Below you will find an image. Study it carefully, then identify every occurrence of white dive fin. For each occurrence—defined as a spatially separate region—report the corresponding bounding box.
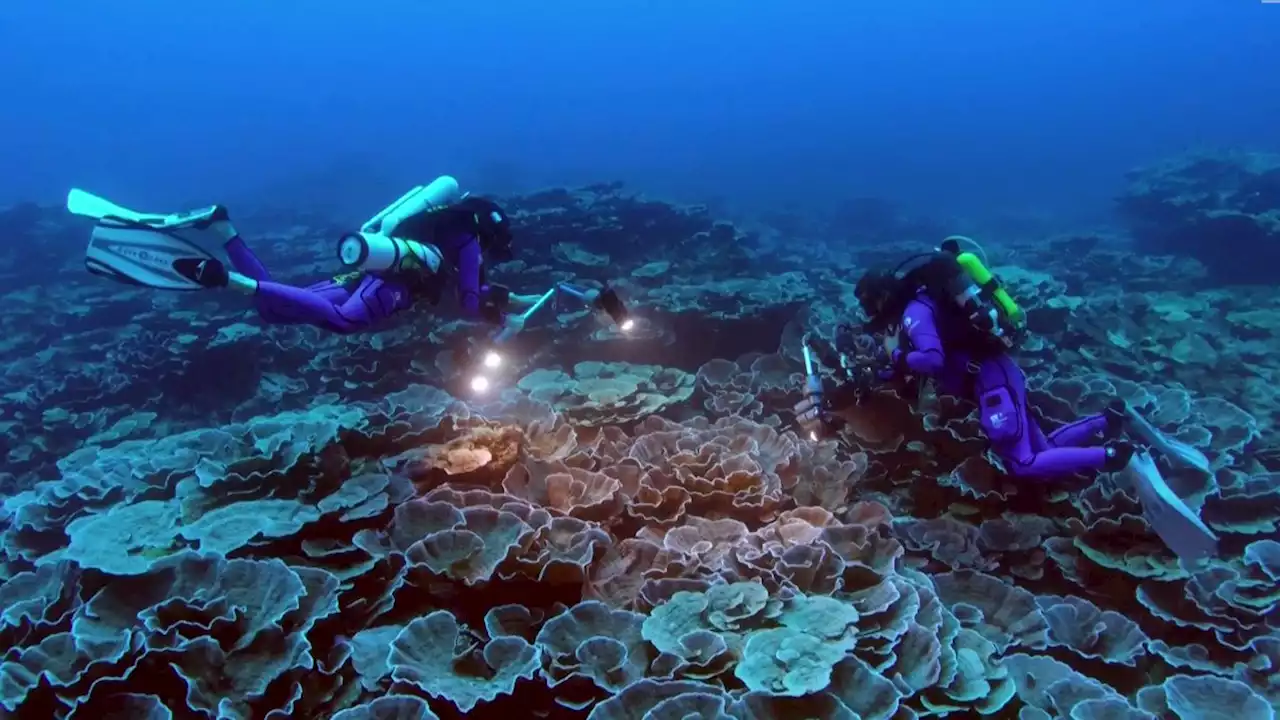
[361,175,461,235]
[69,189,230,262]
[1124,405,1212,476]
[1127,451,1218,563]
[85,219,217,292]
[67,188,224,232]
[67,188,168,223]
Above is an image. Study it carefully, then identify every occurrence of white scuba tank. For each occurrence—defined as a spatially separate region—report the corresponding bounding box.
[336,232,443,273]
[361,175,462,236]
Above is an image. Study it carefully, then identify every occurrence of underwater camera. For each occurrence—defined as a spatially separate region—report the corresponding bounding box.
[798,331,883,443]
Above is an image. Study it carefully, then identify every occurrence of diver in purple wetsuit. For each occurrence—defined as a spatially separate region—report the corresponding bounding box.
[171,186,540,335]
[796,239,1135,480]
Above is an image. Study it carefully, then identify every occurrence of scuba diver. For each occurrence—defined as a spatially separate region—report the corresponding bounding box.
[796,236,1134,479]
[794,235,1219,562]
[68,177,552,335]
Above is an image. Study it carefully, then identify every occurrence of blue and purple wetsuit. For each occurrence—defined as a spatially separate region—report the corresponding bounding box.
[889,292,1112,479]
[222,227,489,335]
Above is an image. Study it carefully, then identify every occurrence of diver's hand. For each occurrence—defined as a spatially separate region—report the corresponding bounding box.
[883,332,900,355]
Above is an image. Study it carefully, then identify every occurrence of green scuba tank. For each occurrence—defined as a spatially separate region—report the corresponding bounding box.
[898,237,1026,347]
[954,253,1024,325]
[944,235,1025,332]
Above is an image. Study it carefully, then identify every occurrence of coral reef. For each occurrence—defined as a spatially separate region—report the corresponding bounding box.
[1,172,1278,717]
[1117,150,1280,285]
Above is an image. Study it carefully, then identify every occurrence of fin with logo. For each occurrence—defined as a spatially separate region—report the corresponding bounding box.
[1126,451,1218,563]
[1124,405,1212,476]
[68,189,231,264]
[85,218,223,291]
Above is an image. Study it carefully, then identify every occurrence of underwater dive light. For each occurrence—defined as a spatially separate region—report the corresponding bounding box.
[539,282,634,333]
[800,338,851,442]
[451,336,501,397]
[461,342,508,396]
[460,282,635,397]
[593,286,631,329]
[801,341,822,442]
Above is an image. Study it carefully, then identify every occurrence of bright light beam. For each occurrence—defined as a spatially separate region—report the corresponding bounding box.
[482,350,502,369]
[470,375,491,394]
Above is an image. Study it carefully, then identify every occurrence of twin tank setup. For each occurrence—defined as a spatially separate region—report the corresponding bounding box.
[932,235,1025,340]
[335,175,461,274]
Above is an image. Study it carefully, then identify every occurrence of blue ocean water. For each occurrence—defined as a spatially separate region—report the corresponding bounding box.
[2,3,1280,719]
[3,1,1276,218]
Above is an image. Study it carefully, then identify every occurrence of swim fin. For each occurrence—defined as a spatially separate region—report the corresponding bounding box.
[67,188,224,227]
[1126,450,1218,563]
[1124,405,1212,476]
[67,189,230,262]
[85,218,219,291]
[68,188,165,224]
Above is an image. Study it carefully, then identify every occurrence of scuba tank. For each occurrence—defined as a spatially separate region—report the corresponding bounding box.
[361,175,462,236]
[944,235,1025,333]
[339,175,463,275]
[893,235,1026,347]
[336,231,442,274]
